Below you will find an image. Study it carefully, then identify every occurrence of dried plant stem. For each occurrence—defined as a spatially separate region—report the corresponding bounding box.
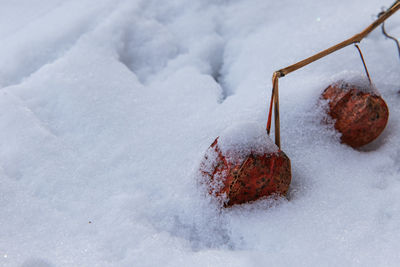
[268,1,400,148]
[381,22,400,59]
[266,80,275,135]
[275,2,400,78]
[273,73,280,148]
[267,73,280,147]
[354,44,372,85]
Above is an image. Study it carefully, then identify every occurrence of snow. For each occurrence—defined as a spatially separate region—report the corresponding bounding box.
[327,71,380,95]
[217,122,279,160]
[0,0,400,266]
[198,122,278,202]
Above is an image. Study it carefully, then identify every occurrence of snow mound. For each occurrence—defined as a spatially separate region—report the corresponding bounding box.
[218,122,279,162]
[328,71,380,96]
[200,122,278,182]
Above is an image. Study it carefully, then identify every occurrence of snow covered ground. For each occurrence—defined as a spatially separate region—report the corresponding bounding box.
[1,0,400,266]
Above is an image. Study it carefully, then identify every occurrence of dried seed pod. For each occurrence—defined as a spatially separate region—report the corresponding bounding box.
[199,123,291,207]
[322,80,389,148]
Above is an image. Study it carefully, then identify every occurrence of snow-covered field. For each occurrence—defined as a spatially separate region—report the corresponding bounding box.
[1,0,400,266]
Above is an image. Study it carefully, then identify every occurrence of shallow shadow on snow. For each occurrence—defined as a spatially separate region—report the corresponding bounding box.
[209,44,232,103]
[21,258,54,267]
[357,133,389,152]
[169,214,234,251]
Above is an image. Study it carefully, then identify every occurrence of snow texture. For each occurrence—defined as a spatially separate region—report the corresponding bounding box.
[1,0,400,266]
[328,71,381,95]
[218,122,279,162]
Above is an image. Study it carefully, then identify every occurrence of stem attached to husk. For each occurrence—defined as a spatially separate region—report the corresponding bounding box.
[268,1,400,149]
[354,44,372,85]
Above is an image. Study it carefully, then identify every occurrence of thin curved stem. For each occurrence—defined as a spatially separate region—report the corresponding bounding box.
[354,44,372,85]
[381,22,400,59]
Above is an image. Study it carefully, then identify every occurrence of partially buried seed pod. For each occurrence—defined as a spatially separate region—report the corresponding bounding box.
[321,76,389,148]
[199,123,291,207]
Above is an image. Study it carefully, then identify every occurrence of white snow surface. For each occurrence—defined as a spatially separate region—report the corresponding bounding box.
[1,0,400,266]
[218,122,279,160]
[328,71,381,95]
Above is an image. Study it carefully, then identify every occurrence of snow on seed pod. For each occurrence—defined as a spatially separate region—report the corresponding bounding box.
[199,122,291,207]
[321,73,389,148]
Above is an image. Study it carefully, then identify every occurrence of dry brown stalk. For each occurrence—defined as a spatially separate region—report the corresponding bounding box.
[354,44,372,85]
[273,73,280,148]
[381,20,400,59]
[268,1,400,149]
